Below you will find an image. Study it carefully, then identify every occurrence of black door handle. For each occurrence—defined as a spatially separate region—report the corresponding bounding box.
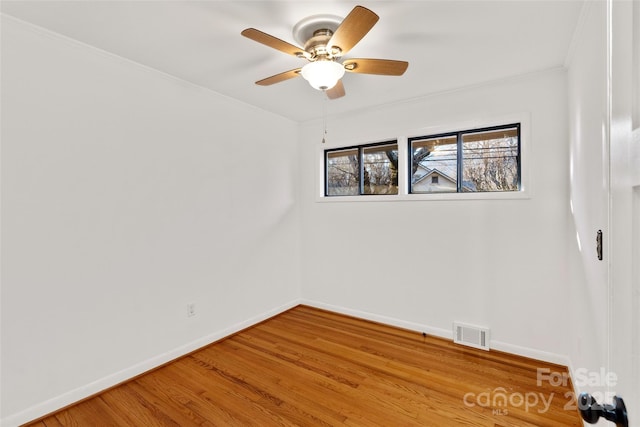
[579,393,628,427]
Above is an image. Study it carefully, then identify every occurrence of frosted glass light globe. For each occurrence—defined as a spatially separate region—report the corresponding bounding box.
[300,60,345,90]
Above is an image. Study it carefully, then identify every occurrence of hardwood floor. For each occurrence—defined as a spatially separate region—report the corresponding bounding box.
[26,305,582,426]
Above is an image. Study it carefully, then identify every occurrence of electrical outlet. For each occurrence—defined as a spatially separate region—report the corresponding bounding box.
[187,303,196,317]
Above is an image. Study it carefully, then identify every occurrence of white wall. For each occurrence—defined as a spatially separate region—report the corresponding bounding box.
[299,69,574,363]
[1,17,300,425]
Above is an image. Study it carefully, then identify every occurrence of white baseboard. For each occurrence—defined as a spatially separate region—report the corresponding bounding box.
[1,299,301,427]
[300,299,452,340]
[301,299,572,367]
[490,340,572,367]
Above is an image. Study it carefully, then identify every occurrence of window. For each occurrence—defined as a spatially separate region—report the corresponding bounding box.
[325,141,398,196]
[409,124,520,194]
[326,148,359,196]
[321,122,523,200]
[410,135,458,193]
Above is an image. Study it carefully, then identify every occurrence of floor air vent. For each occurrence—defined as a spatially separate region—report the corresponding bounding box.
[453,322,490,351]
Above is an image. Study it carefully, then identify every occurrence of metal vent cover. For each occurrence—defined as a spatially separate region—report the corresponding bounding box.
[453,322,490,351]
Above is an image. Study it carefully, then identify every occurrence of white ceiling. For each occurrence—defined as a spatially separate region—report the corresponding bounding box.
[1,1,585,122]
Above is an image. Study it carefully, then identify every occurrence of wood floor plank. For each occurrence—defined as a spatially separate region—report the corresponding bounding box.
[23,305,582,426]
[39,417,64,427]
[158,362,260,426]
[195,342,349,425]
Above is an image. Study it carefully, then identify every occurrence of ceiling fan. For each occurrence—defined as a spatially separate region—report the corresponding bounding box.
[241,5,408,100]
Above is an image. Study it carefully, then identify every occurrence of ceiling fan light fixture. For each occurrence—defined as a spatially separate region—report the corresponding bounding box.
[300,60,345,90]
[242,6,407,100]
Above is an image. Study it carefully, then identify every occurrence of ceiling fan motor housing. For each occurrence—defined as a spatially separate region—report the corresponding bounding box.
[304,30,341,60]
[293,14,343,60]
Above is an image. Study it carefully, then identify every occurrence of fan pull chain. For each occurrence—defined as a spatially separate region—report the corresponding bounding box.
[321,96,328,144]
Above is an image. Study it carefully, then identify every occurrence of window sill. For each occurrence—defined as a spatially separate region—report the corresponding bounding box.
[316,190,531,203]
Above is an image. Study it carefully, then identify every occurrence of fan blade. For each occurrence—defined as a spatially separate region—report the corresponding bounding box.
[326,80,345,99]
[255,68,302,86]
[343,58,408,76]
[327,6,379,56]
[241,28,309,59]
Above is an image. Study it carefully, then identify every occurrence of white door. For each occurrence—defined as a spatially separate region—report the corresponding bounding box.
[607,0,639,425]
[576,2,638,426]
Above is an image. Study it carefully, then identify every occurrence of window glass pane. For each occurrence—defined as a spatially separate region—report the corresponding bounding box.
[362,144,398,195]
[410,136,458,193]
[462,127,519,192]
[326,149,359,196]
